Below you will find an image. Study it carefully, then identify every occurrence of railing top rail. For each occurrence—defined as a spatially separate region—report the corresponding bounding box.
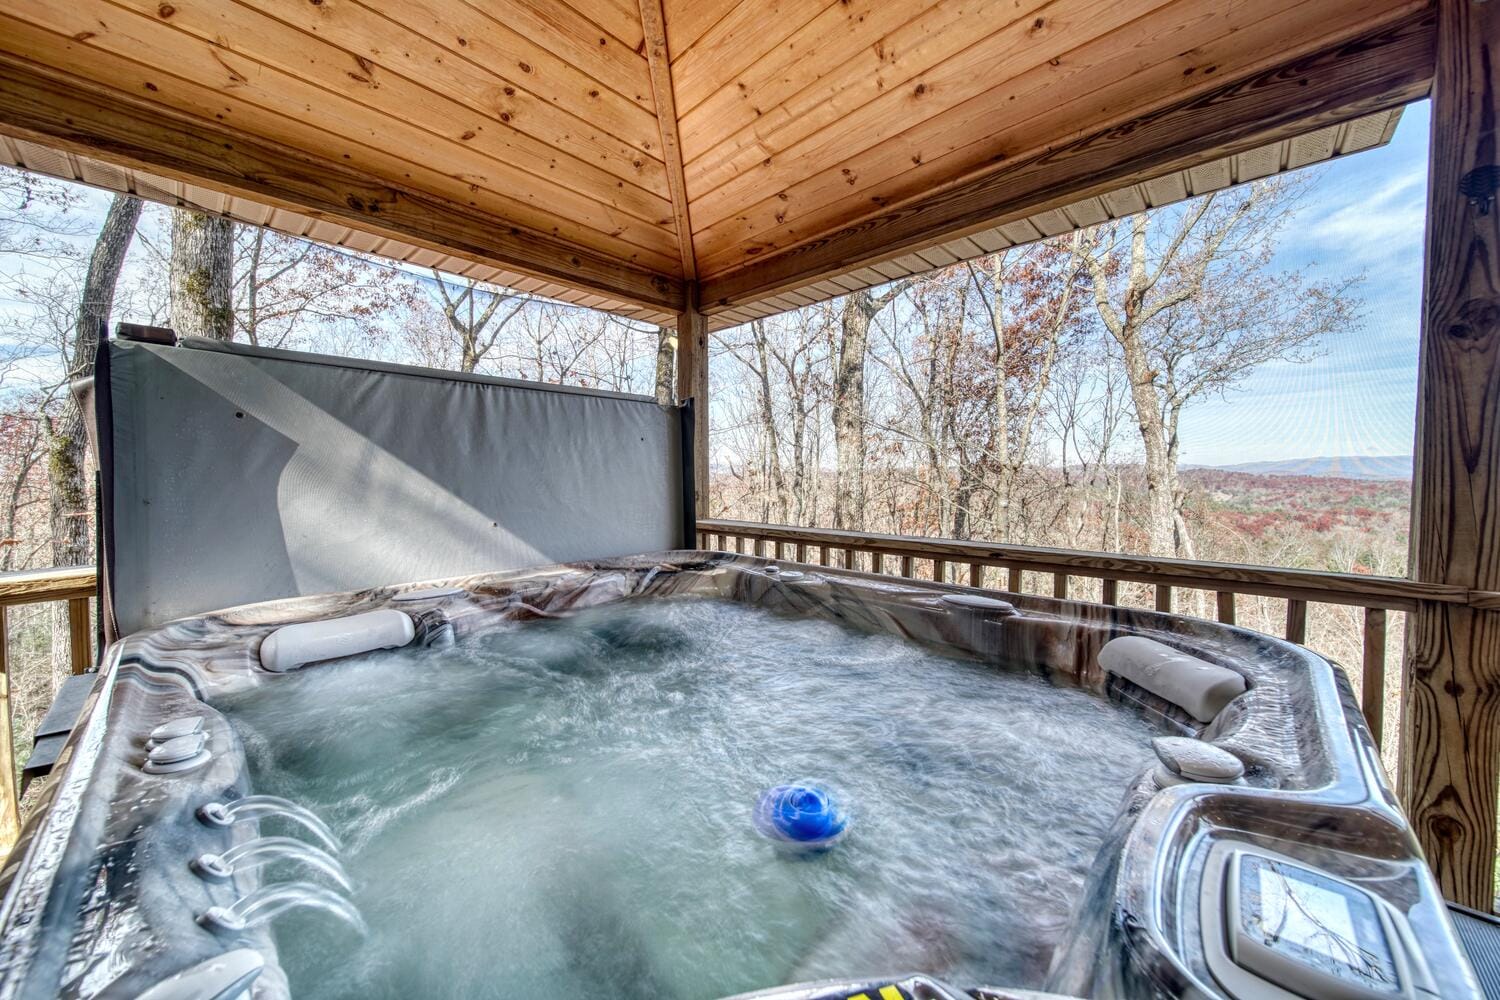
[699,518,1483,612]
[0,565,97,608]
[6,537,1487,616]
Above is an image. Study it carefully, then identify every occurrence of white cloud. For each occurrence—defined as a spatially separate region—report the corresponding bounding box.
[1296,161,1427,267]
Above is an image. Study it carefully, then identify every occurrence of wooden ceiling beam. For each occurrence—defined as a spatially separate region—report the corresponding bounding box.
[0,55,684,312]
[699,8,1436,314]
[638,0,697,280]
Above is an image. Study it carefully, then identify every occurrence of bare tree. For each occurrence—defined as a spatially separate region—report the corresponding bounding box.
[654,325,674,405]
[169,208,233,340]
[0,167,85,265]
[47,194,140,568]
[967,233,1086,541]
[431,273,525,373]
[1079,179,1356,556]
[40,194,140,681]
[0,412,43,572]
[235,229,400,349]
[832,284,907,529]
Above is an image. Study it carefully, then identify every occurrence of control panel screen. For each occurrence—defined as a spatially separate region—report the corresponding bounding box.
[1237,855,1400,993]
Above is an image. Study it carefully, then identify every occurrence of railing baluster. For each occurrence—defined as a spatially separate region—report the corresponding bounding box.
[1101,578,1119,605]
[969,562,984,587]
[1155,585,1173,613]
[1216,592,1236,625]
[819,545,831,567]
[841,548,854,570]
[901,555,914,578]
[1053,572,1069,599]
[1007,567,1022,592]
[68,597,92,675]
[795,542,806,563]
[1284,599,1308,644]
[933,559,947,583]
[872,551,885,574]
[753,537,766,558]
[0,605,18,856]
[1362,607,1386,748]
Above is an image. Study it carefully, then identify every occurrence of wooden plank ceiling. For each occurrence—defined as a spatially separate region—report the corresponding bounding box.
[0,0,1435,322]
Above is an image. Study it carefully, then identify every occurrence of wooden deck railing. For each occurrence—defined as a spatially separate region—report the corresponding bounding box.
[698,519,1500,759]
[0,565,96,855]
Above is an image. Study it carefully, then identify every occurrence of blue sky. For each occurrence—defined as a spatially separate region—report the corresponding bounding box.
[1175,101,1429,467]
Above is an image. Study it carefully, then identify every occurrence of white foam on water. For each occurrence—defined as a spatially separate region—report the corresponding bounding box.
[212,598,1160,999]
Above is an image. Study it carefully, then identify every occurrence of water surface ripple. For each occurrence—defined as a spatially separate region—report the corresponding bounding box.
[215,597,1158,999]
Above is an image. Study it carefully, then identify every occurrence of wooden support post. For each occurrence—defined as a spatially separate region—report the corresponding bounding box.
[1216,592,1237,625]
[1155,585,1173,613]
[1053,572,1069,599]
[1007,567,1023,593]
[841,548,854,570]
[68,597,91,674]
[872,552,885,575]
[676,289,708,519]
[1401,0,1500,910]
[1285,599,1308,645]
[1363,607,1387,749]
[0,607,16,857]
[969,563,984,588]
[820,546,831,567]
[1101,578,1119,606]
[933,559,947,584]
[795,542,807,563]
[901,555,914,578]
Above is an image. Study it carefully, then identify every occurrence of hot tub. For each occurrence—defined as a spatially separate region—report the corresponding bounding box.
[0,552,1479,1000]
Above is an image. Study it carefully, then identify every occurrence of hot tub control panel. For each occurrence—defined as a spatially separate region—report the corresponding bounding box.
[1200,842,1439,1000]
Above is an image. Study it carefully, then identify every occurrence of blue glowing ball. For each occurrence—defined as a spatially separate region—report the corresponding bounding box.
[754,783,847,847]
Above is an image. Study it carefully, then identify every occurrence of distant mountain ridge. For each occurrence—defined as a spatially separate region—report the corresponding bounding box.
[1189,455,1412,480]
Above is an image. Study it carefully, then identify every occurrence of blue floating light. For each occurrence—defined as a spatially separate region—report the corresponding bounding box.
[753,782,848,851]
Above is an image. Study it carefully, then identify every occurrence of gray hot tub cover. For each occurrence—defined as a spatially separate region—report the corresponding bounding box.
[93,336,692,637]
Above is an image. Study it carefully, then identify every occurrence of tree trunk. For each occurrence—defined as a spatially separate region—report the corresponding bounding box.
[986,252,1013,541]
[952,458,984,540]
[1117,326,1176,556]
[750,321,788,521]
[47,193,140,682]
[789,391,808,523]
[833,291,879,529]
[654,325,674,405]
[48,194,139,568]
[170,209,234,341]
[1084,217,1176,556]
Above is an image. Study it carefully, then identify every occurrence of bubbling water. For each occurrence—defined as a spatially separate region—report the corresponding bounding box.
[214,597,1159,999]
